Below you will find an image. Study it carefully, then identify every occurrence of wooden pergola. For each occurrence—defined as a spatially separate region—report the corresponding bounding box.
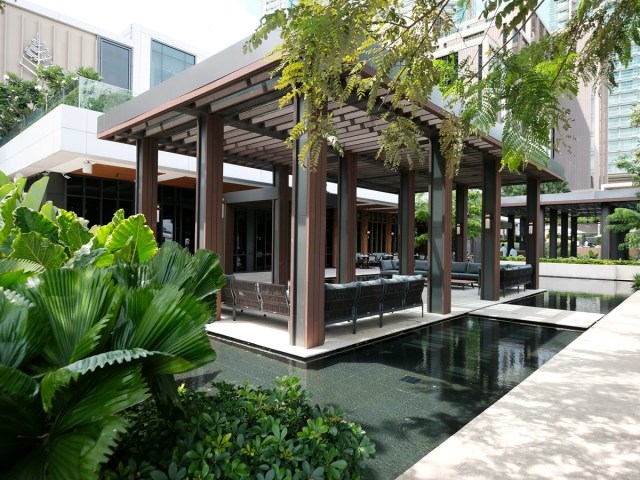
[98,34,564,348]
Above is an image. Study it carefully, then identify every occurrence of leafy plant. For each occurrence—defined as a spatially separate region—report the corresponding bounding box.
[246,0,640,176]
[632,273,640,292]
[102,377,375,480]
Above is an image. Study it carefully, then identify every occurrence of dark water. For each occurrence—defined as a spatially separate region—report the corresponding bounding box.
[508,290,627,314]
[181,317,580,479]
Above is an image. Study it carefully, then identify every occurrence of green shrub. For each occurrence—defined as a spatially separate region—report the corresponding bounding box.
[539,257,640,266]
[632,273,640,292]
[102,377,375,480]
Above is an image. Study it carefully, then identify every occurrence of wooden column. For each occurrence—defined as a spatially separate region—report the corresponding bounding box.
[337,152,357,283]
[560,211,569,257]
[507,215,516,254]
[398,170,416,274]
[549,209,558,258]
[196,113,224,254]
[455,185,468,262]
[601,205,614,260]
[570,215,578,257]
[223,205,234,272]
[526,178,541,289]
[135,137,158,233]
[428,137,452,313]
[273,165,291,285]
[481,155,500,301]
[385,213,393,254]
[360,211,369,254]
[290,96,327,348]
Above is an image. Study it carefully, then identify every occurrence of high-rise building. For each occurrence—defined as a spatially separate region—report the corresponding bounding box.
[548,0,578,32]
[264,0,290,15]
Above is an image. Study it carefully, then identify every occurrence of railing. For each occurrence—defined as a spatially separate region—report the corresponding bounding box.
[0,78,135,148]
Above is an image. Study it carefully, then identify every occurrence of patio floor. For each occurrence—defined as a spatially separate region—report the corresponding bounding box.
[207,268,601,361]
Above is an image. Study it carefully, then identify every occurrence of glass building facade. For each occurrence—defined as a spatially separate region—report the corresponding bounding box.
[150,40,196,87]
[607,43,640,175]
[98,37,132,90]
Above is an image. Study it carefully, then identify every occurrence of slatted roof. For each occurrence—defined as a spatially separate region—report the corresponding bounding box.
[98,34,564,194]
[501,188,640,217]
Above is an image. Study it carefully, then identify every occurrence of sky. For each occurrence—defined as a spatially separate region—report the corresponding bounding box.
[22,0,264,56]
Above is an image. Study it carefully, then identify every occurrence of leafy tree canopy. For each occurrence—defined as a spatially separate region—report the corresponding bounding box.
[247,0,640,176]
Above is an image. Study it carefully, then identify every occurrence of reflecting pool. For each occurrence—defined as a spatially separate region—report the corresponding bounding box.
[181,317,581,479]
[508,290,628,314]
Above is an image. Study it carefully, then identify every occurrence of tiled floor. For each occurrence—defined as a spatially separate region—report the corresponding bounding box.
[207,269,598,361]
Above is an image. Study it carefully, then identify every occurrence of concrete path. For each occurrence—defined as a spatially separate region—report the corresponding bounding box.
[397,291,640,480]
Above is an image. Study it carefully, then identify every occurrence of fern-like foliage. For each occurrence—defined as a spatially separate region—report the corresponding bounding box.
[246,0,639,178]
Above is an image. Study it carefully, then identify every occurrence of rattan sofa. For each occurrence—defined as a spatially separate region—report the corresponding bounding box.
[325,274,424,333]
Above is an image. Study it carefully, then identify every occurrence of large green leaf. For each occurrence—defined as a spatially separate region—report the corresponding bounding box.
[0,186,21,239]
[23,268,123,367]
[106,214,158,263]
[0,258,43,288]
[0,288,48,368]
[39,201,56,222]
[21,176,49,211]
[112,285,216,373]
[53,364,149,432]
[0,171,10,187]
[10,232,67,269]
[191,248,225,313]
[48,416,128,480]
[57,209,91,252]
[149,241,194,287]
[14,206,59,242]
[40,348,153,411]
[0,364,38,399]
[0,392,44,468]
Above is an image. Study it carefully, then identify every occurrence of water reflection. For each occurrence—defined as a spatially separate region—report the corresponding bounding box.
[181,317,580,480]
[508,290,627,314]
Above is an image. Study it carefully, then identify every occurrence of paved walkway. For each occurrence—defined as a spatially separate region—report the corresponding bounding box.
[397,291,640,480]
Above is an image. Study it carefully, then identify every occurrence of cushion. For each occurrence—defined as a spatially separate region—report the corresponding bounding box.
[357,279,383,288]
[380,259,393,271]
[452,261,467,273]
[391,259,400,269]
[467,263,481,274]
[394,274,423,282]
[415,260,427,271]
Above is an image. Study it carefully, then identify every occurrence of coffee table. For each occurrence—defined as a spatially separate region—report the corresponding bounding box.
[451,279,476,290]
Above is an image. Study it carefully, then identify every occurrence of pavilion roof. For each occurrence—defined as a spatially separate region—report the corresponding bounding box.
[98,33,564,194]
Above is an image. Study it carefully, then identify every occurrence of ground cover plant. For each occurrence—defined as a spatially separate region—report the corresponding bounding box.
[102,377,375,480]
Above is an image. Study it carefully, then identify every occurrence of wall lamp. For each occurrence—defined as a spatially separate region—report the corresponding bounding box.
[528,221,534,235]
[484,214,491,230]
[456,223,461,235]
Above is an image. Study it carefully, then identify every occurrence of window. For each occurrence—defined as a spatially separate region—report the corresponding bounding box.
[151,40,196,86]
[98,38,132,90]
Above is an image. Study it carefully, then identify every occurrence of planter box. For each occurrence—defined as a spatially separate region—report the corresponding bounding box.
[501,261,640,282]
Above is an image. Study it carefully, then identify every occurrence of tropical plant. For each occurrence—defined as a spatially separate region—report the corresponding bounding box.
[102,377,375,480]
[0,172,225,479]
[632,273,640,292]
[246,0,640,176]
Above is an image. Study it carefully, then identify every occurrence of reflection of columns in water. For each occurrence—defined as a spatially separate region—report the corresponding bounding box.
[569,293,577,311]
[559,292,568,311]
[548,291,557,309]
[479,320,499,390]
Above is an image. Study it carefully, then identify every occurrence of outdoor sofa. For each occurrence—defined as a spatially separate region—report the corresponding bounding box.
[451,261,481,283]
[380,259,428,278]
[325,274,424,333]
[221,274,289,321]
[499,264,533,296]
